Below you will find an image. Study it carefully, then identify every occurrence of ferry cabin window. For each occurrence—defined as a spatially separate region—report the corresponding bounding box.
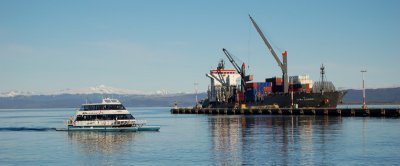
[75,114,134,121]
[80,104,126,111]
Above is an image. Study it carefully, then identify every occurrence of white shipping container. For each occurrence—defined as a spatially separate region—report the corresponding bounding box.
[290,75,313,88]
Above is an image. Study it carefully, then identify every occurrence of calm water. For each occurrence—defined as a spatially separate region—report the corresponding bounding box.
[0,107,399,165]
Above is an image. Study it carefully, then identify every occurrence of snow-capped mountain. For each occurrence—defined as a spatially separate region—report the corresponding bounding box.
[54,85,149,95]
[0,85,189,97]
[0,91,36,97]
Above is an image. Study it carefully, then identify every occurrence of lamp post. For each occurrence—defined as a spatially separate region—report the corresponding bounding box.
[361,70,367,109]
[194,83,199,105]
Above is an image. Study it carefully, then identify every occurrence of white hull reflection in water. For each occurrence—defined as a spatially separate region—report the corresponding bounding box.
[0,107,399,165]
[68,131,137,155]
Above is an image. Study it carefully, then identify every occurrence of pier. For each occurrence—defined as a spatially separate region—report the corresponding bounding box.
[171,107,400,117]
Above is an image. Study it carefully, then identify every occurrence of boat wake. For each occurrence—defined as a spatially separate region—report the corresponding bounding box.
[0,127,56,132]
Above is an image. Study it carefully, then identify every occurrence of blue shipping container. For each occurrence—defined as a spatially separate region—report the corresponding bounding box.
[245,89,257,102]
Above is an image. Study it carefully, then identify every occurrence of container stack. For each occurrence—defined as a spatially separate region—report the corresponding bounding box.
[265,77,283,93]
[302,84,312,93]
[290,75,313,87]
[245,82,274,102]
[289,75,313,93]
[245,82,257,102]
[289,83,302,92]
[256,82,273,94]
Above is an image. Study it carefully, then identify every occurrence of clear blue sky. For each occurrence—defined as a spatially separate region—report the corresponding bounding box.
[1,0,399,93]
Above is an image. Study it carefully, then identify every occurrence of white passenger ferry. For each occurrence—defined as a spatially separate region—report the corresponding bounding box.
[57,98,160,132]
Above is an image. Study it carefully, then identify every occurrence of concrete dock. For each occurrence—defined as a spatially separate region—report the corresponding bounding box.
[171,107,400,117]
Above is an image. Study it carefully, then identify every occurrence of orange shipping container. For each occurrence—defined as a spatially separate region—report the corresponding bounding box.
[246,82,257,88]
[264,87,272,92]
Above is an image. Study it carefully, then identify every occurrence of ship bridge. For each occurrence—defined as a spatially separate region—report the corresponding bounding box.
[207,69,241,87]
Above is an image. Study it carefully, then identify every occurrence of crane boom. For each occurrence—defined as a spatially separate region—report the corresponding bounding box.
[249,15,289,93]
[249,15,283,70]
[221,48,252,93]
[222,48,242,74]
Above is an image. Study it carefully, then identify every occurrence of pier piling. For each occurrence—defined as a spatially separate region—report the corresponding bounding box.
[171,107,400,117]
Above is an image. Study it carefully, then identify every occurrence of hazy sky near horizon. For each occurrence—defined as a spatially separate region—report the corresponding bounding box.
[1,0,399,93]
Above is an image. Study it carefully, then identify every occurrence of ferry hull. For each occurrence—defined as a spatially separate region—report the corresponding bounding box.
[56,125,160,132]
[137,125,161,131]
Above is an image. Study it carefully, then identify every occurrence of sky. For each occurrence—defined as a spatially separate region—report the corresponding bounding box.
[1,0,399,93]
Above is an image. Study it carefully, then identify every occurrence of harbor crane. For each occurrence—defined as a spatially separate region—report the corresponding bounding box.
[249,15,289,93]
[222,48,253,92]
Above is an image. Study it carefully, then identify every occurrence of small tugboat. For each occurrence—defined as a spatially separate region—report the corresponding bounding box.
[56,98,160,132]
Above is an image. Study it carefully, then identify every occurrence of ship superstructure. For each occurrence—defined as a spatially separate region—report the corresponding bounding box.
[205,60,241,107]
[72,98,136,128]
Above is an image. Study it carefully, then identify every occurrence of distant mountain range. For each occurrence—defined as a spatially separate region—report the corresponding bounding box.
[0,85,172,97]
[0,86,399,109]
[342,87,400,104]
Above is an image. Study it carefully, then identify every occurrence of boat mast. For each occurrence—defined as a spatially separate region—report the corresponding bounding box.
[320,64,325,94]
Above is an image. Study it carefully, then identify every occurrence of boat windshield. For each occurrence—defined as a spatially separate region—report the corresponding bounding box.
[80,104,126,111]
[75,114,135,121]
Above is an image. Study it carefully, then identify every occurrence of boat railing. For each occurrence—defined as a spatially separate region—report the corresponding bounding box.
[135,120,147,127]
[112,120,135,126]
[65,119,141,126]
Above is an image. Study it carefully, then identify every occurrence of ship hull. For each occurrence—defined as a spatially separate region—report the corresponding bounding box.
[204,91,346,108]
[262,91,346,108]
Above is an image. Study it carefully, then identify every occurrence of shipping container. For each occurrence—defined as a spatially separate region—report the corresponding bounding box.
[289,84,294,92]
[264,86,272,93]
[266,77,283,83]
[245,94,256,102]
[293,83,302,89]
[276,78,283,84]
[245,89,257,102]
[301,84,310,89]
[238,92,245,102]
[266,77,283,87]
[256,82,266,94]
[288,83,302,92]
[246,82,257,88]
[290,75,313,87]
[273,85,284,93]
[246,87,254,91]
[300,84,311,92]
[245,89,257,96]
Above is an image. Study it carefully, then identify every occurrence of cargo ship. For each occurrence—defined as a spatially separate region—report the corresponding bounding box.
[199,16,346,109]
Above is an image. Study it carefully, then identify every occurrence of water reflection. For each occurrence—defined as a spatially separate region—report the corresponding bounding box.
[68,131,135,155]
[209,115,343,165]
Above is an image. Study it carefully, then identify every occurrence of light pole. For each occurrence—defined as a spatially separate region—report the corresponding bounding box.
[194,83,199,105]
[361,70,367,109]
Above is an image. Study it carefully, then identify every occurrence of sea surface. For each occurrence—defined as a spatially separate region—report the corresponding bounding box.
[0,106,400,165]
